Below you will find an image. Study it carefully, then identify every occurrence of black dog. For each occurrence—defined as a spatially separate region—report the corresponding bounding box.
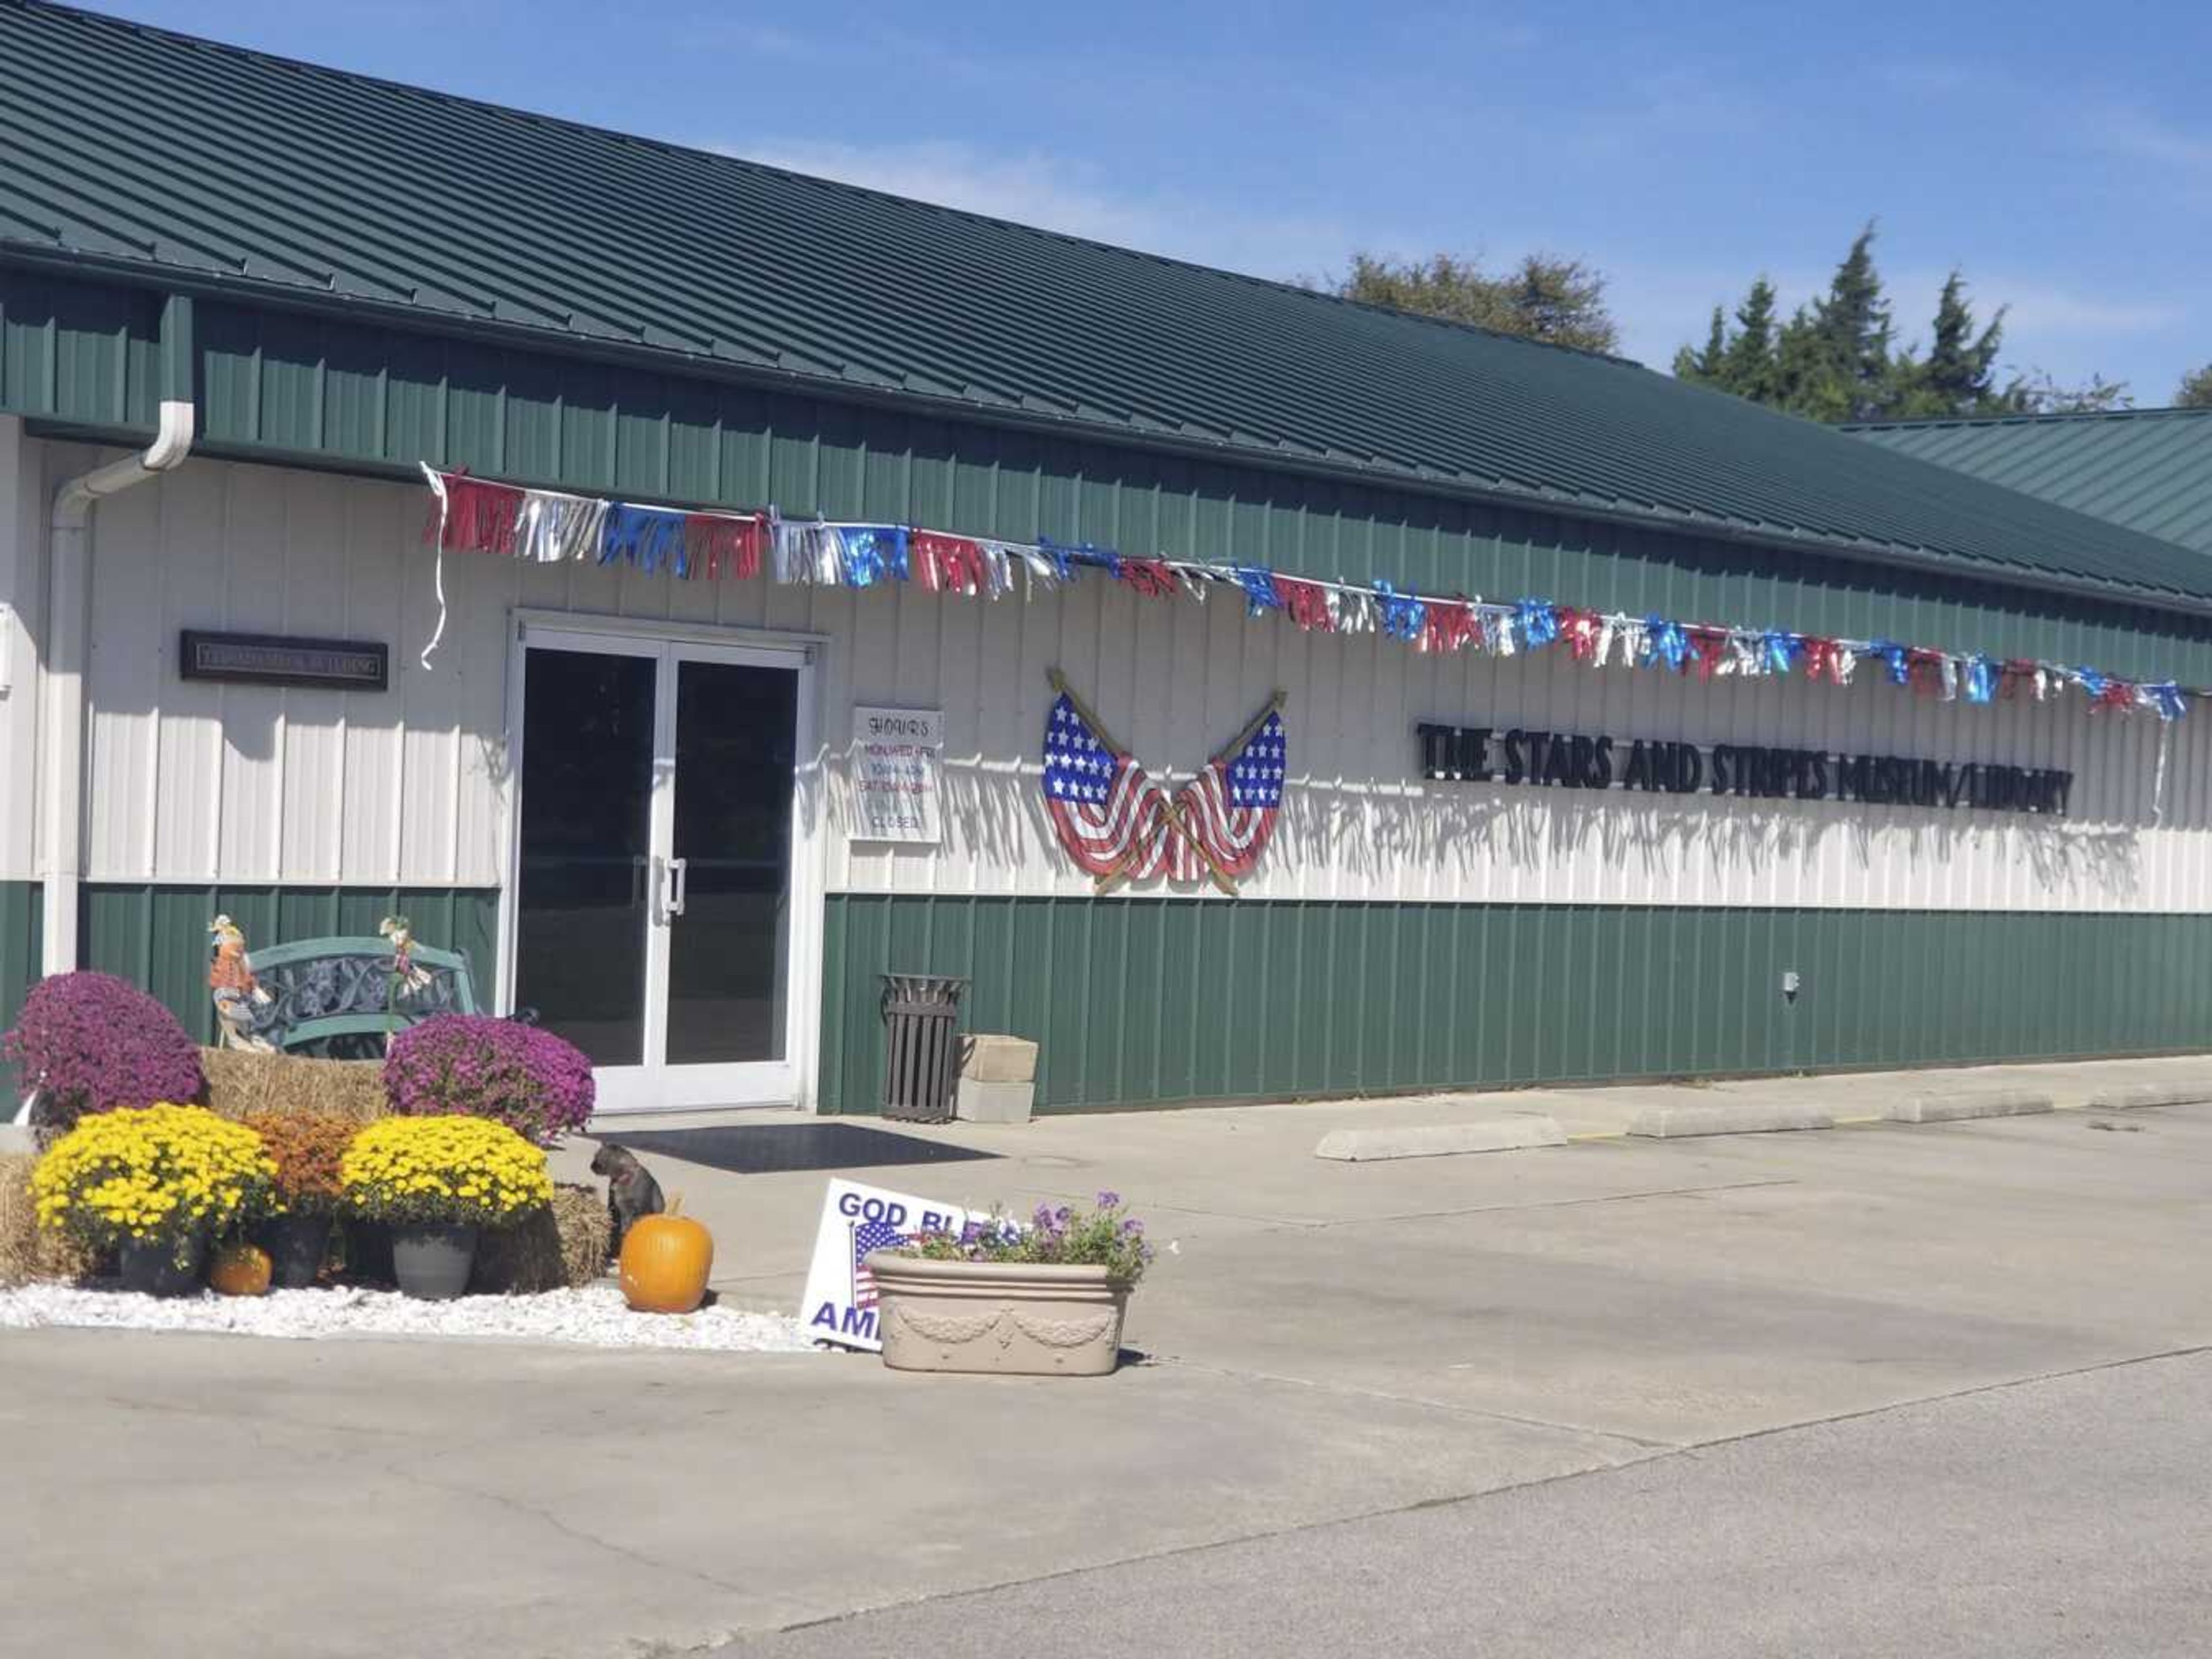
[589,1143,665,1265]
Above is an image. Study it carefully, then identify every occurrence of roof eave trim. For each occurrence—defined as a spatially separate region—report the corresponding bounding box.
[6,245,2206,621]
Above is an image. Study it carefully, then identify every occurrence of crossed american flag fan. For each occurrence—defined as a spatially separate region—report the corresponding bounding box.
[1042,670,1287,893]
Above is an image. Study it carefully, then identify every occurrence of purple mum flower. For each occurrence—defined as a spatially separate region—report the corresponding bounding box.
[1096,1190,1122,1209]
[384,1014,595,1146]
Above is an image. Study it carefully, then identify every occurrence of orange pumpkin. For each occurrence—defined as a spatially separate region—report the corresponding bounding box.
[209,1241,272,1298]
[619,1195,713,1314]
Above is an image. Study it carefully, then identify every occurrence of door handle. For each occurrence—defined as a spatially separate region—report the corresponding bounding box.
[664,856,688,919]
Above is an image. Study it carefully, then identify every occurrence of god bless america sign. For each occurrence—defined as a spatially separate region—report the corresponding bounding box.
[1416,722,2072,816]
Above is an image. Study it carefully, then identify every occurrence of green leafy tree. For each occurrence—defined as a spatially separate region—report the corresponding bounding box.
[2001,369,2134,415]
[2177,363,2212,408]
[1327,252,1621,354]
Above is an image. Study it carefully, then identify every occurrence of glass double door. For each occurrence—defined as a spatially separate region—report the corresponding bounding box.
[513,630,806,1110]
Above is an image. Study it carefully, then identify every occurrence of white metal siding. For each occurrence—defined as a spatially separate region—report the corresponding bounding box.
[0,416,36,882]
[58,450,2212,914]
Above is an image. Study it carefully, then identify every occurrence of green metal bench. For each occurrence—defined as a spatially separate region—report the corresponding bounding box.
[228,934,483,1054]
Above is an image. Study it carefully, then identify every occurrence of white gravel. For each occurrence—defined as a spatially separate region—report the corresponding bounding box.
[0,1281,819,1353]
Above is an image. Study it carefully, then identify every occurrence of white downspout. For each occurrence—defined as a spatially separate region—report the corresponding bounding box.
[41,398,195,975]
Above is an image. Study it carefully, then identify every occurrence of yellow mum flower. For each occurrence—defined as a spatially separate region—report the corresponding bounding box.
[32,1104,277,1257]
[339,1116,551,1230]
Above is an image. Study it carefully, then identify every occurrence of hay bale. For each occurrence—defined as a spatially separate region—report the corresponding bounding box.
[470,1183,610,1294]
[199,1047,387,1124]
[0,1151,100,1286]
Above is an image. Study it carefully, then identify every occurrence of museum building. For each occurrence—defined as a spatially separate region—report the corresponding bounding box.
[5,1,2212,1116]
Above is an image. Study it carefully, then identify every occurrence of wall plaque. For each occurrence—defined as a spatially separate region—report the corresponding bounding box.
[179,631,389,692]
[851,705,945,843]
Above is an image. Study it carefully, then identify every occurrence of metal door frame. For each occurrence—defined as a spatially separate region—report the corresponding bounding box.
[498,610,827,1113]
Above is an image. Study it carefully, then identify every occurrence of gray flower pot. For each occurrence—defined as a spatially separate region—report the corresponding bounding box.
[119,1234,207,1298]
[867,1253,1130,1376]
[260,1212,333,1289]
[389,1222,479,1300]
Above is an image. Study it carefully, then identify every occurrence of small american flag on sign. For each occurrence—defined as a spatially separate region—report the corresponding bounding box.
[851,1219,905,1312]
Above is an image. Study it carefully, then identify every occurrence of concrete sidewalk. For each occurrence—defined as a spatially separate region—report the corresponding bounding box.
[557,1050,2212,1315]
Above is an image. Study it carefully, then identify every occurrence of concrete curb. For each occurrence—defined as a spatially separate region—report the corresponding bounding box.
[1314,1116,1567,1162]
[1884,1092,2052,1132]
[1888,1090,2054,1124]
[1626,1103,1835,1139]
[2078,1081,2212,1112]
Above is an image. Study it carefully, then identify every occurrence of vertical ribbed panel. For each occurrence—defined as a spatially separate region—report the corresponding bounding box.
[819,895,2212,1114]
[78,884,498,1044]
[0,271,162,430]
[0,881,41,1038]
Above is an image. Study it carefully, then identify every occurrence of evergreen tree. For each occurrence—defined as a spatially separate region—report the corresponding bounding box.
[1775,304,1851,422]
[1888,272,2007,418]
[1674,305,1728,382]
[1673,230,2124,423]
[1806,224,1893,421]
[1722,279,1782,405]
[2178,363,2212,408]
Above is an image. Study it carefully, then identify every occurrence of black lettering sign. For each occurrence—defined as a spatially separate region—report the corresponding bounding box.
[180,630,389,692]
[1415,720,2070,818]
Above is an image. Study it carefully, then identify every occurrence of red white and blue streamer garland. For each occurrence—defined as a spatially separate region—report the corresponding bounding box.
[416,464,2191,723]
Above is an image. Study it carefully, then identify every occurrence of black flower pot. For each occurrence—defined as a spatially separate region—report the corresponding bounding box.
[119,1234,206,1297]
[260,1212,333,1289]
[340,1217,394,1285]
[389,1223,479,1300]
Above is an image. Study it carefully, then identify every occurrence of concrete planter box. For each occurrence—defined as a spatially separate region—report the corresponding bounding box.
[866,1252,1129,1377]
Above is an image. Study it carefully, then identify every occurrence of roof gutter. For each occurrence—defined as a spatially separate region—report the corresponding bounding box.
[40,293,195,975]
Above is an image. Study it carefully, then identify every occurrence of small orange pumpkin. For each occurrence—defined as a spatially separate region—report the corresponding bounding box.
[209,1241,272,1298]
[619,1195,713,1314]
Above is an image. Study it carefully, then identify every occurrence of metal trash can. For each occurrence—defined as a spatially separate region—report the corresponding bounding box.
[880,972,969,1122]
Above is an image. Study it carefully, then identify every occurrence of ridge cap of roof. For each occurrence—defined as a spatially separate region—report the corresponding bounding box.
[1845,406,2212,433]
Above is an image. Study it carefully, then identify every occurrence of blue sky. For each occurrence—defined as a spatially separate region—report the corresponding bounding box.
[92,0,2212,403]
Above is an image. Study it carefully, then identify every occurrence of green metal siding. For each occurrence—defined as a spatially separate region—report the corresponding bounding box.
[173,300,2212,686]
[820,895,2212,1114]
[0,881,40,1040]
[78,884,499,1046]
[0,267,164,430]
[3,0,2210,605]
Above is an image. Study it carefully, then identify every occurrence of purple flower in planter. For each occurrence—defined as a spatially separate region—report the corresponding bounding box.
[1119,1218,1145,1237]
[383,1015,594,1146]
[1096,1190,1122,1210]
[3,971,203,1141]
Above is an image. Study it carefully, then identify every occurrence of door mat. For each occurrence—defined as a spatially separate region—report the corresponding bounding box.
[593,1123,998,1176]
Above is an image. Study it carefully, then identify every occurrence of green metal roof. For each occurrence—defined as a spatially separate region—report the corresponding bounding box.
[1849,408,2212,557]
[4,1,2211,609]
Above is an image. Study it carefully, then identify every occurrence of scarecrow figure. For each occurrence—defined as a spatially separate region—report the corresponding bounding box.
[378,915,435,995]
[208,914,275,1051]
